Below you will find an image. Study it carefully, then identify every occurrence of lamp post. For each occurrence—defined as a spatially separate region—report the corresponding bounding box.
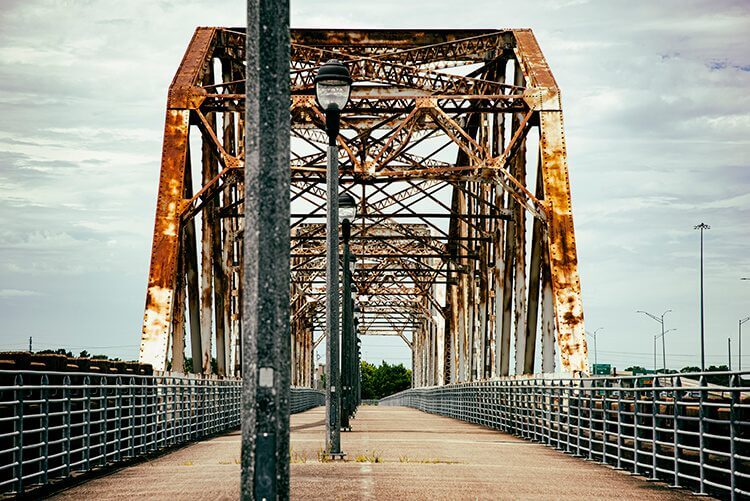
[354,305,361,408]
[315,59,352,458]
[740,316,750,371]
[339,192,357,432]
[694,223,710,370]
[653,328,677,372]
[637,309,672,371]
[728,337,732,370]
[586,327,604,366]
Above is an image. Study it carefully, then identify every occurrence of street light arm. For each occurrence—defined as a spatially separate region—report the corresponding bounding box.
[637,310,663,324]
[741,316,750,325]
[654,328,677,340]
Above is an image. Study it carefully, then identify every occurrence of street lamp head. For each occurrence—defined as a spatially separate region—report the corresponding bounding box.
[314,59,352,111]
[338,192,358,222]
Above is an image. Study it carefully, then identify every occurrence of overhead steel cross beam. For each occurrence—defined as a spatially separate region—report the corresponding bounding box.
[138,27,588,386]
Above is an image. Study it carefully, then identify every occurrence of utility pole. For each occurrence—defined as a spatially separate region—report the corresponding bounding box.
[586,328,604,366]
[29,336,32,352]
[694,222,710,370]
[728,337,732,370]
[637,309,671,371]
[740,316,750,371]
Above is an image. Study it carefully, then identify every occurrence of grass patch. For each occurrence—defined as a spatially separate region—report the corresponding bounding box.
[354,450,381,463]
[290,448,308,464]
[399,455,459,464]
[316,448,331,463]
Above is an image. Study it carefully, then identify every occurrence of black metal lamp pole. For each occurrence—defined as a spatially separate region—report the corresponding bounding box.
[339,195,357,431]
[315,59,352,458]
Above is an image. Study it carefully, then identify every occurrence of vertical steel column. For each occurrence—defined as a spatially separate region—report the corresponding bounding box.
[325,141,342,455]
[241,0,291,499]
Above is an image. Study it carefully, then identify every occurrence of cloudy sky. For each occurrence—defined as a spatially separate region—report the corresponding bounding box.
[0,0,748,371]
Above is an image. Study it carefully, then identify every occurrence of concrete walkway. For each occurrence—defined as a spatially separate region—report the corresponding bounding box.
[50,406,698,500]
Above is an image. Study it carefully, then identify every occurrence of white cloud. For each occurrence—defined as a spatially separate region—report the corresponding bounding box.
[0,289,40,297]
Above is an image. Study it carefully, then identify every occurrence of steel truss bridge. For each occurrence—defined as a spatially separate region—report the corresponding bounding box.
[1,17,747,501]
[138,26,589,384]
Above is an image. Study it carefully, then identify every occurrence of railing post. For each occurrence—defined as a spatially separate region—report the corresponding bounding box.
[115,376,123,462]
[101,376,109,466]
[600,378,609,465]
[649,376,659,481]
[129,377,137,457]
[41,374,49,484]
[83,375,91,471]
[64,375,72,477]
[728,374,738,501]
[615,377,623,469]
[565,378,572,453]
[697,375,706,495]
[633,377,641,476]
[575,378,582,456]
[14,375,24,495]
[587,379,594,461]
[671,375,681,488]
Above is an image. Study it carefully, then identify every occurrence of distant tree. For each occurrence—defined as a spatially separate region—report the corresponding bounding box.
[706,365,730,385]
[167,356,218,374]
[625,366,647,374]
[360,360,411,400]
[38,348,74,357]
[680,366,701,374]
[92,354,109,360]
[79,350,90,358]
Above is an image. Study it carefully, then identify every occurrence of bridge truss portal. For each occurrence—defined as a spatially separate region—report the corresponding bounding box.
[138,27,589,384]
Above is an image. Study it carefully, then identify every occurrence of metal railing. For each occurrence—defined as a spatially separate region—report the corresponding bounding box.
[0,369,323,496]
[290,387,326,414]
[381,371,749,500]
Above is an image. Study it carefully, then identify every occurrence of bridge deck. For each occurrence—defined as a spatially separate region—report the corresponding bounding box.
[50,406,696,500]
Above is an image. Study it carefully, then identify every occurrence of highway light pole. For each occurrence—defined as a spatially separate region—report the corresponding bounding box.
[740,316,750,371]
[695,222,710,370]
[637,309,671,372]
[586,327,604,366]
[315,59,352,459]
[728,338,732,370]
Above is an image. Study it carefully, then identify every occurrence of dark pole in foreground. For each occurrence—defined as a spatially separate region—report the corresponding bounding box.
[242,1,291,499]
[695,223,710,371]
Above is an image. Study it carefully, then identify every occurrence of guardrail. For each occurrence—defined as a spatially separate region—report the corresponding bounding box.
[0,369,323,497]
[381,371,749,500]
